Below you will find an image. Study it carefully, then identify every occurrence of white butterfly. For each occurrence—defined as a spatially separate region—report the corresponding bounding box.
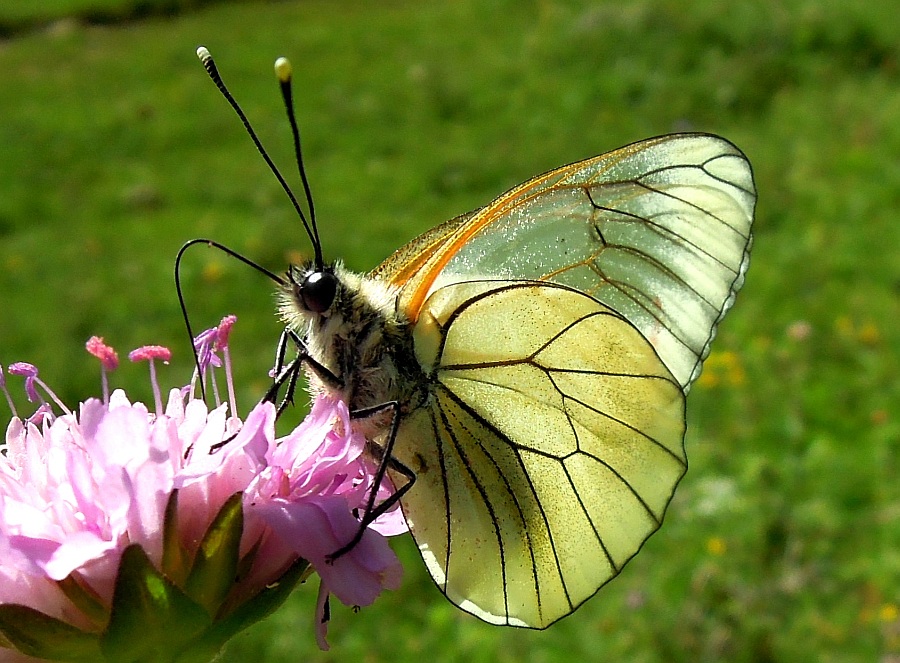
[195,48,755,628]
[280,133,755,627]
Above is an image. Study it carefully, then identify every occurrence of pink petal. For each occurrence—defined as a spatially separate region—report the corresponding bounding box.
[252,496,402,608]
[43,531,117,580]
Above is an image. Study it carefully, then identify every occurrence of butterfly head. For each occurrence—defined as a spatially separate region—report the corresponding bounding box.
[287,263,338,314]
[280,261,397,329]
[280,262,348,337]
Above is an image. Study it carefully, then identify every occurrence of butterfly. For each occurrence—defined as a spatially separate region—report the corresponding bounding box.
[192,48,755,629]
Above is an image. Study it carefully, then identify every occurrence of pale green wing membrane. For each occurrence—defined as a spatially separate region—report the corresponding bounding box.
[427,133,756,389]
[392,280,686,628]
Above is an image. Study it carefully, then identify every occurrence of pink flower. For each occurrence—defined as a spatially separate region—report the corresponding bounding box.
[0,318,407,660]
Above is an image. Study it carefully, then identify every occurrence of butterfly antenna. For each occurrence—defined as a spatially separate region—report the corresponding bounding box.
[195,46,319,258]
[175,237,287,400]
[274,57,324,270]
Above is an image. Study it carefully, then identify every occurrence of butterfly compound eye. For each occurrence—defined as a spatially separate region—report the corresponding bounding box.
[300,270,338,313]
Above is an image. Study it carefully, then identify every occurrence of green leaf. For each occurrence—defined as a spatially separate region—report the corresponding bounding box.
[0,604,102,662]
[101,544,211,663]
[184,492,244,616]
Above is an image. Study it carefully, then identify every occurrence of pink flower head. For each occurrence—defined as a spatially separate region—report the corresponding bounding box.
[0,319,408,658]
[1,393,173,587]
[173,393,406,650]
[248,396,405,598]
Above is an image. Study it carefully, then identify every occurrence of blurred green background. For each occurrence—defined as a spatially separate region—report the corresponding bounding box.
[1,1,898,661]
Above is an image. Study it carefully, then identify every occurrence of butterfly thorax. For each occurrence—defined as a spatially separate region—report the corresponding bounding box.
[279,261,426,428]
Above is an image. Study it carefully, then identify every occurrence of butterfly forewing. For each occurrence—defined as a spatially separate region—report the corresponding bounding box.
[391,280,687,627]
[386,133,755,390]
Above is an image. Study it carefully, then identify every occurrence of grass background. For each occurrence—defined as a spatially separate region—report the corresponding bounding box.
[1,1,898,661]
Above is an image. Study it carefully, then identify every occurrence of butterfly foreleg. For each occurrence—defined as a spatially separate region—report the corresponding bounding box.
[286,328,343,390]
[265,328,344,418]
[327,399,415,562]
[271,327,293,378]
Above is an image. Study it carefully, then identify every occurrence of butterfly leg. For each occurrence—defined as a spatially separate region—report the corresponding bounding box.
[327,399,416,561]
[264,328,343,418]
[263,329,301,415]
[285,328,342,390]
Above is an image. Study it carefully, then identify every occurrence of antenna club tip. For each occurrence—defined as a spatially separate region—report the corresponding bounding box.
[196,46,211,62]
[274,57,292,82]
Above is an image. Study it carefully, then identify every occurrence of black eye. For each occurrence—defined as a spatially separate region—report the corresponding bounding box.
[299,270,338,313]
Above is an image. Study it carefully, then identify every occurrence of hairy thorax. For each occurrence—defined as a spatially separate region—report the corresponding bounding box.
[279,262,426,437]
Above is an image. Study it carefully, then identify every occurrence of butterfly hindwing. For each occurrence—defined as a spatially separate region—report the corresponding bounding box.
[391,279,687,627]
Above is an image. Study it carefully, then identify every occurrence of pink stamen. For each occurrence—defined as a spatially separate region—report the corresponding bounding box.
[7,363,71,417]
[208,369,222,408]
[0,365,18,417]
[215,315,237,350]
[129,345,172,416]
[221,345,237,417]
[8,362,39,402]
[85,336,120,371]
[193,328,221,372]
[128,346,172,363]
[192,326,223,407]
[86,336,119,403]
[216,316,238,418]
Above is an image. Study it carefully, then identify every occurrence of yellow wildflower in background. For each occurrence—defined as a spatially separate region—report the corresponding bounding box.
[696,351,746,389]
[705,537,727,556]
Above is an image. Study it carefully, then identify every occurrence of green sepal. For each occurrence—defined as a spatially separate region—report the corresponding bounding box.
[161,489,188,585]
[55,574,107,627]
[215,556,308,632]
[178,557,310,660]
[0,604,102,662]
[232,533,263,595]
[101,544,211,663]
[184,492,244,616]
